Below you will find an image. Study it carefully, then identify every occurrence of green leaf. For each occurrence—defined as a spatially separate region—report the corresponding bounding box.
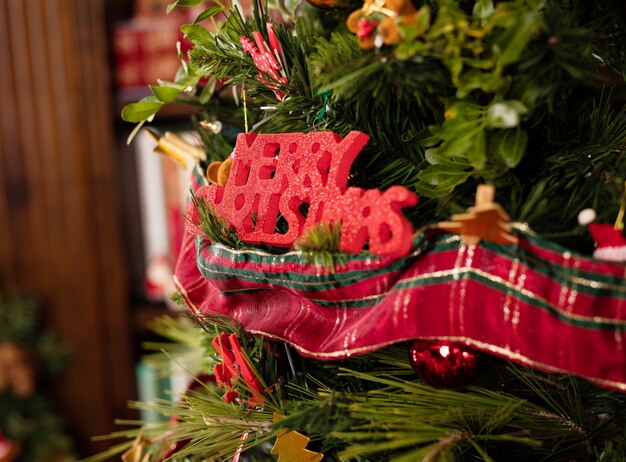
[473,0,494,19]
[449,57,463,83]
[150,85,183,103]
[175,59,190,81]
[181,23,212,43]
[456,70,505,98]
[121,97,163,123]
[417,164,472,187]
[194,6,224,23]
[493,12,540,69]
[413,181,458,198]
[467,128,487,169]
[173,64,200,87]
[155,79,188,90]
[492,128,528,168]
[166,0,203,14]
[444,100,484,119]
[199,78,217,104]
[415,6,431,34]
[430,119,484,160]
[395,40,431,61]
[425,145,472,166]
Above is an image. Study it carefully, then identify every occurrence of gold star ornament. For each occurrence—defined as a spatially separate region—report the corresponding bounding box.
[271,414,324,462]
[438,184,518,246]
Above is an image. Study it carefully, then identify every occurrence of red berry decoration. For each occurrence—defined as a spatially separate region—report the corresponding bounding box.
[409,340,483,388]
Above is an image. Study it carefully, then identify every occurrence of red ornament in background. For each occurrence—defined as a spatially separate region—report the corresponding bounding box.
[588,223,626,262]
[190,131,417,258]
[409,340,483,388]
[0,431,20,462]
[578,208,626,262]
[357,18,377,39]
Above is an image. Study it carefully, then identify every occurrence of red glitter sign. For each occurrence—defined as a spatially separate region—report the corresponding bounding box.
[192,131,418,258]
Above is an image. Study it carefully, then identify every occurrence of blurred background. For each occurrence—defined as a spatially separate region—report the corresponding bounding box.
[0,0,198,457]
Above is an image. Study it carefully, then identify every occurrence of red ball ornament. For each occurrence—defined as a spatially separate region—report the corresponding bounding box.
[409,340,483,388]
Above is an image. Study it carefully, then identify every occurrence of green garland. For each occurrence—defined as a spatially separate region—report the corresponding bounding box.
[86,315,626,461]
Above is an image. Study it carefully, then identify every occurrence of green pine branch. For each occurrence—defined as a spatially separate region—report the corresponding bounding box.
[188,192,244,248]
[295,221,348,271]
[85,313,626,462]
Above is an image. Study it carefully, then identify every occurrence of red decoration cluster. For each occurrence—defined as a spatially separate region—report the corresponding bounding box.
[191,131,418,257]
[357,18,378,39]
[212,333,265,406]
[240,24,288,101]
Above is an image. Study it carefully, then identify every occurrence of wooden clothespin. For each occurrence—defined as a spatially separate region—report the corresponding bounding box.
[145,129,206,168]
[438,184,518,246]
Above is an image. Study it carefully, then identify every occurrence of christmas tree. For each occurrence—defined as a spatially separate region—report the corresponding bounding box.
[0,294,74,462]
[93,0,626,460]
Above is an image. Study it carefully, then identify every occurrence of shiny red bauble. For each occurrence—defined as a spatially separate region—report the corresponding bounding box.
[409,340,483,388]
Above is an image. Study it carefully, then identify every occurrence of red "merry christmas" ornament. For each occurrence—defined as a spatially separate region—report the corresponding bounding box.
[190,131,417,258]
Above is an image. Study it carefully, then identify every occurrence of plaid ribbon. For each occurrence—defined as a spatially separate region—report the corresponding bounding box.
[175,168,626,390]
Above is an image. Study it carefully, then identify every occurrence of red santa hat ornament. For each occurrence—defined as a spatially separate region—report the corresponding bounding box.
[578,208,626,262]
